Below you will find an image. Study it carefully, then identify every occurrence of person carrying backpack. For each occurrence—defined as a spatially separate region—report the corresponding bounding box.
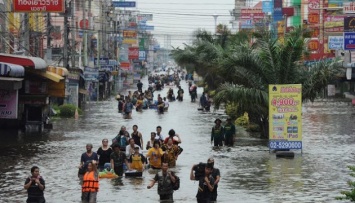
[147,162,177,201]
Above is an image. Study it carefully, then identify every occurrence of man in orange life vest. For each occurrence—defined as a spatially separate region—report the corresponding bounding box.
[82,161,99,203]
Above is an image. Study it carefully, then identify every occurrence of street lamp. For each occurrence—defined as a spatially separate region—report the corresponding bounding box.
[212,13,219,34]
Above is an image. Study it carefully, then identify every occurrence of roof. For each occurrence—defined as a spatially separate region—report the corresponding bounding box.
[0,54,47,69]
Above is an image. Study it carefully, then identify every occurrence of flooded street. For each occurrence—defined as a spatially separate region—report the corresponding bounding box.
[1,79,355,203]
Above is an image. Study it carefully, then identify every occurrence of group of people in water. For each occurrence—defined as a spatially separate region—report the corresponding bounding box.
[23,70,233,203]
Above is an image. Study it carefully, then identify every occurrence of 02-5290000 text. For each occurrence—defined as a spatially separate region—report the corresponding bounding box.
[269,141,302,149]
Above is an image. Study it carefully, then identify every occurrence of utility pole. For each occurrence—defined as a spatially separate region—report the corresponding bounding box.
[46,12,52,63]
[63,0,69,68]
[24,13,30,55]
[70,0,76,68]
[212,14,219,34]
[82,0,87,67]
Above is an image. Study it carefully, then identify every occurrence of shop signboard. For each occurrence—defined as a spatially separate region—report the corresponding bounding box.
[137,14,153,21]
[344,32,355,50]
[328,36,344,50]
[25,80,48,94]
[262,1,273,14]
[0,89,18,119]
[241,7,264,19]
[139,51,146,60]
[13,0,65,12]
[344,17,355,32]
[94,58,109,66]
[344,2,355,14]
[112,1,136,7]
[273,0,283,22]
[83,67,99,81]
[123,30,137,38]
[128,47,139,59]
[269,84,302,150]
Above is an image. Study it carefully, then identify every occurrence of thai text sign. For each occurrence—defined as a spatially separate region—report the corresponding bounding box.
[328,36,344,50]
[344,32,355,50]
[0,89,18,119]
[344,17,355,32]
[241,8,264,19]
[128,47,139,60]
[123,30,137,38]
[269,84,302,149]
[344,2,355,14]
[13,0,65,12]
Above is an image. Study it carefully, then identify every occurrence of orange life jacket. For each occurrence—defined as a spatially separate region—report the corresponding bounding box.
[82,171,99,192]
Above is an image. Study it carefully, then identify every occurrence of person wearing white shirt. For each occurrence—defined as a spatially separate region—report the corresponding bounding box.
[126,138,142,157]
[163,97,169,111]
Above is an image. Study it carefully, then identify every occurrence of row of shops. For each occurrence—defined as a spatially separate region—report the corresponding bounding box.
[0,54,121,133]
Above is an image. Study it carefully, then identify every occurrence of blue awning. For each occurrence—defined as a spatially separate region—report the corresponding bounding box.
[0,62,25,77]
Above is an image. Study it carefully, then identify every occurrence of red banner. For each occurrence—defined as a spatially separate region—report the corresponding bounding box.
[120,62,130,70]
[13,0,65,12]
[128,47,139,60]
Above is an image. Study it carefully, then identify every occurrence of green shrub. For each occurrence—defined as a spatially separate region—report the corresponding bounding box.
[58,104,81,118]
[336,166,355,201]
[236,112,249,126]
[225,103,238,119]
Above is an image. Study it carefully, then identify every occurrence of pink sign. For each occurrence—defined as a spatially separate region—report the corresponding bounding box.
[0,89,18,119]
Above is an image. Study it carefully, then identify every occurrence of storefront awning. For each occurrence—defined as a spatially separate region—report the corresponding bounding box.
[37,71,64,83]
[0,54,47,69]
[47,66,69,76]
[0,62,25,77]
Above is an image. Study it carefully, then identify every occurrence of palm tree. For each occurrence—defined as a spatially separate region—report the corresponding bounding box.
[213,28,342,138]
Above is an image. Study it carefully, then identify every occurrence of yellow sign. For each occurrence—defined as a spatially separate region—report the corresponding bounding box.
[269,84,302,149]
[123,38,138,44]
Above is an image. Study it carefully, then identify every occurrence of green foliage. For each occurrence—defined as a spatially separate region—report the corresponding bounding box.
[58,104,82,118]
[246,123,260,132]
[225,103,239,119]
[336,166,355,201]
[236,112,249,126]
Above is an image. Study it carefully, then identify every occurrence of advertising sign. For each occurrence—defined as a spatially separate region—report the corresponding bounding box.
[137,14,153,21]
[84,67,99,81]
[112,1,136,7]
[328,0,343,7]
[344,2,355,14]
[241,8,264,19]
[94,58,109,66]
[344,32,355,50]
[123,38,137,44]
[128,47,139,60]
[324,13,344,32]
[120,45,129,61]
[120,62,131,70]
[262,1,273,13]
[0,89,18,119]
[328,36,344,50]
[139,51,146,60]
[123,30,137,38]
[273,0,283,22]
[269,84,302,150]
[13,0,65,12]
[344,17,355,32]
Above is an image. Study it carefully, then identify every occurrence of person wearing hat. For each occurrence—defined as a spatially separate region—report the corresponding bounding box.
[207,157,221,202]
[224,118,236,147]
[128,146,146,172]
[211,119,225,147]
[110,144,130,176]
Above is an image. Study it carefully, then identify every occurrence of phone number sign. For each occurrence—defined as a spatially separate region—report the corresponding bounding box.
[13,0,65,12]
[268,84,302,150]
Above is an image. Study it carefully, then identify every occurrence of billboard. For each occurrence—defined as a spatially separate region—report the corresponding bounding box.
[123,30,137,38]
[0,89,18,119]
[241,7,264,19]
[328,36,344,50]
[344,32,355,50]
[13,0,65,12]
[344,17,355,32]
[269,84,302,150]
[128,47,139,59]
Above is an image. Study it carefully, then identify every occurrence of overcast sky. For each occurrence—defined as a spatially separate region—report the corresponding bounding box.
[135,0,237,48]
